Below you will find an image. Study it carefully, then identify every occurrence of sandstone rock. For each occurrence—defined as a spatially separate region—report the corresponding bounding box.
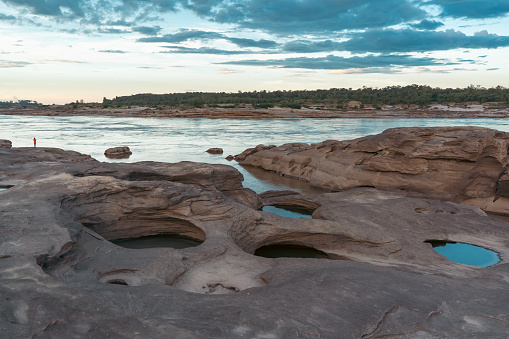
[104,146,132,159]
[0,139,12,148]
[206,147,223,154]
[2,143,509,338]
[234,144,275,161]
[240,127,509,215]
[225,154,234,161]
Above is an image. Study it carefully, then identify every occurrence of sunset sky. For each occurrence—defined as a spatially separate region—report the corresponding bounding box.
[1,0,508,104]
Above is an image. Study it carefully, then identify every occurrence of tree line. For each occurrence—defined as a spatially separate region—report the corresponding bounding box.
[0,100,41,107]
[102,85,509,109]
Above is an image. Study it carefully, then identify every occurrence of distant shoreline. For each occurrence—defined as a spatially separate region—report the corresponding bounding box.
[1,105,509,119]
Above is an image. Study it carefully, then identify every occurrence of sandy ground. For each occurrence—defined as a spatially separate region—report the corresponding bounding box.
[1,104,509,119]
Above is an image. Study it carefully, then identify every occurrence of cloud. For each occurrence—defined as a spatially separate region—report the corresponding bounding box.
[98,28,129,34]
[0,12,16,21]
[213,0,427,33]
[2,0,85,18]
[410,19,444,30]
[161,46,251,55]
[35,59,87,63]
[98,50,128,53]
[339,29,509,53]
[218,68,241,74]
[132,25,162,35]
[219,54,454,70]
[328,67,397,74]
[138,29,278,48]
[431,0,509,19]
[0,60,31,67]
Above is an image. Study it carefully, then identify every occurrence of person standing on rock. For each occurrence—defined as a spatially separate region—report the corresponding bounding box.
[33,137,36,147]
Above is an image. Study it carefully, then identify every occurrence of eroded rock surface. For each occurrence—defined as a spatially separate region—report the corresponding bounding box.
[2,141,509,338]
[240,126,509,215]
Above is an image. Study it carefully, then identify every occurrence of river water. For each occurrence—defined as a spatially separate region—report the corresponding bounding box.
[2,115,509,193]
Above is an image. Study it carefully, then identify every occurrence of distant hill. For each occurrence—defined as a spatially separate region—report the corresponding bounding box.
[0,100,42,107]
[103,85,509,109]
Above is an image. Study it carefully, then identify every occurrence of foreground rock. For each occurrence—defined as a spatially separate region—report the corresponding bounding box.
[239,126,509,215]
[1,143,509,338]
[104,146,132,159]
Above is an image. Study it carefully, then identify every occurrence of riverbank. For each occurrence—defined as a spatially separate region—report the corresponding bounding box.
[2,103,509,119]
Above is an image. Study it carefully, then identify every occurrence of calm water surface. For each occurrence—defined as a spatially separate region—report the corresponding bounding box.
[429,241,500,268]
[2,115,509,192]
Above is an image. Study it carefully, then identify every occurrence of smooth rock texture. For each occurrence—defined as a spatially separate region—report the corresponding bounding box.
[240,126,509,215]
[104,146,132,159]
[1,141,509,338]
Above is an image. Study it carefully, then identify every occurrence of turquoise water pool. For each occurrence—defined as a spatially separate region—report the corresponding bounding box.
[428,241,500,267]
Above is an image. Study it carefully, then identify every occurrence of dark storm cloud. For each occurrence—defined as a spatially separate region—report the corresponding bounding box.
[431,0,509,19]
[220,54,453,70]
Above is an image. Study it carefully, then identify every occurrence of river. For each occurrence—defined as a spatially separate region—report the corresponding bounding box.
[1,115,509,193]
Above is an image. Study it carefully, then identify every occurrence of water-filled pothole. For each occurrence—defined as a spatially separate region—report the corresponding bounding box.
[262,205,313,218]
[111,234,203,249]
[425,240,500,267]
[254,244,329,259]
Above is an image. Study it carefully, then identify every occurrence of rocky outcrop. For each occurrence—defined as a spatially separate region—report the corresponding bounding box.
[240,127,509,215]
[205,147,223,154]
[1,145,509,337]
[104,146,132,159]
[0,139,12,148]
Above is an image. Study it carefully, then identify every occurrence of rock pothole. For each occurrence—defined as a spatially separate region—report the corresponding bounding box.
[425,240,501,267]
[262,205,313,218]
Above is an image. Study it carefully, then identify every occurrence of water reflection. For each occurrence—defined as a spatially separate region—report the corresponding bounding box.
[426,240,500,267]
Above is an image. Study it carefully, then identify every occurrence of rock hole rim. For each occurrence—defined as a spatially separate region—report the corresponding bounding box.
[111,234,204,250]
[262,205,313,218]
[254,243,331,259]
[425,240,501,268]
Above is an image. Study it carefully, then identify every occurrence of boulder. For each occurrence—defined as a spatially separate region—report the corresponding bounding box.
[239,127,509,215]
[0,139,12,148]
[225,155,234,161]
[104,146,132,159]
[206,147,223,154]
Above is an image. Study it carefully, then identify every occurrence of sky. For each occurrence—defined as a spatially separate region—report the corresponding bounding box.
[0,0,508,104]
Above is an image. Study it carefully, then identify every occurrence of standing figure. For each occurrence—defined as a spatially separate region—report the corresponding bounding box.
[33,137,36,147]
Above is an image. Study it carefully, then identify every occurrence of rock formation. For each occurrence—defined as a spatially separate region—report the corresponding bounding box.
[1,139,509,338]
[104,146,132,159]
[206,147,223,154]
[0,139,12,148]
[239,126,509,215]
